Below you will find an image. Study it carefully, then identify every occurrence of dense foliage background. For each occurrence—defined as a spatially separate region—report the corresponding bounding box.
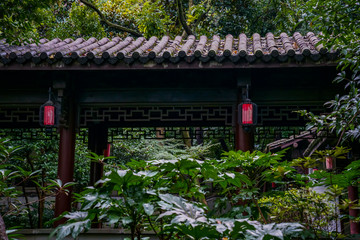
[1,0,313,43]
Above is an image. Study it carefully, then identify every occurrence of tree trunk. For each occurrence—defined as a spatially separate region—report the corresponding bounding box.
[181,128,192,147]
[0,214,8,240]
[26,153,45,228]
[176,0,193,36]
[21,183,34,228]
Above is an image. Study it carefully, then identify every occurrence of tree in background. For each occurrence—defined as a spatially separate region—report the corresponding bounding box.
[1,0,312,43]
[0,0,55,44]
[300,0,360,146]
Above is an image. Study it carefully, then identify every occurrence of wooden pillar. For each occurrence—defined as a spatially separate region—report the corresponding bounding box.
[235,125,254,151]
[54,95,76,226]
[348,186,360,234]
[88,124,107,186]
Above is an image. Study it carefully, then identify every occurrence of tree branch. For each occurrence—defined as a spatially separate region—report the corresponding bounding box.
[335,109,360,147]
[191,0,211,30]
[176,0,193,36]
[80,0,142,37]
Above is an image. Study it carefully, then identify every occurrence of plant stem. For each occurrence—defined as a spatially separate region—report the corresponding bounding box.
[21,183,34,228]
[335,109,360,147]
[252,196,267,224]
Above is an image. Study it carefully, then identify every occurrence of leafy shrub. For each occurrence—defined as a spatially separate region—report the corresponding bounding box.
[52,150,309,240]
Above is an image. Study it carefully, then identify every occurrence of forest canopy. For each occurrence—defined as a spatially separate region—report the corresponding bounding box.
[1,0,314,44]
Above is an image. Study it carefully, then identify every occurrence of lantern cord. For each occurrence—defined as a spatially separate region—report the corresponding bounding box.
[246,84,249,100]
[48,87,52,101]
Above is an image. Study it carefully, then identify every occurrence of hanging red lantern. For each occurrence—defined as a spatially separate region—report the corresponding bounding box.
[44,105,55,126]
[238,100,257,125]
[103,144,111,157]
[325,156,335,170]
[39,88,59,127]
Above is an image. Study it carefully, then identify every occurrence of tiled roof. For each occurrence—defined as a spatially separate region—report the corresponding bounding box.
[265,128,319,152]
[0,32,338,67]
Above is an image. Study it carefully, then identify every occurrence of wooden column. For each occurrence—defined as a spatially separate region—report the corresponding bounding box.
[348,186,360,234]
[235,125,254,151]
[88,124,108,186]
[54,95,76,226]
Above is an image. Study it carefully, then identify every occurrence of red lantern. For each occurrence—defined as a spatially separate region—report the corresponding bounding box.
[325,156,335,170]
[238,100,257,125]
[44,105,55,126]
[103,144,111,157]
[39,88,59,127]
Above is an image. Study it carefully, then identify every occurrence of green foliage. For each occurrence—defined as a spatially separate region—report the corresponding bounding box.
[221,149,287,191]
[109,139,221,166]
[8,136,90,190]
[259,147,360,239]
[52,212,91,239]
[46,1,106,40]
[0,138,74,231]
[0,0,55,44]
[310,159,360,188]
[297,0,360,145]
[133,1,172,39]
[260,188,338,238]
[52,149,308,240]
[1,0,319,43]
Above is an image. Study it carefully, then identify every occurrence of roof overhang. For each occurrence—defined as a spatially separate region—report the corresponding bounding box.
[0,32,338,71]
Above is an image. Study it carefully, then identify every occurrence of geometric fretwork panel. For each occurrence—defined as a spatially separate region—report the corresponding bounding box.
[0,106,39,125]
[0,105,327,128]
[106,126,235,143]
[0,128,58,140]
[79,105,235,127]
[257,105,327,126]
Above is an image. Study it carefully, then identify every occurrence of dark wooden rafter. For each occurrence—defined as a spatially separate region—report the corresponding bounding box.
[79,0,142,37]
